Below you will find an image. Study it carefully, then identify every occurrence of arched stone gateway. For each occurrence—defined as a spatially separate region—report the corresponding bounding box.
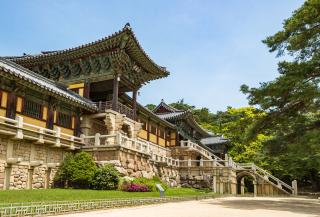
[236,171,257,196]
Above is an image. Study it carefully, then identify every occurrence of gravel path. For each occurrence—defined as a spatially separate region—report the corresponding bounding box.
[56,197,320,217]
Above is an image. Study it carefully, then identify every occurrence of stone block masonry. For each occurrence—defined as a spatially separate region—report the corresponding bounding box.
[0,136,72,190]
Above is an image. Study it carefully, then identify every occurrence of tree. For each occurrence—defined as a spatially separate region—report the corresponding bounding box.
[169,99,195,111]
[241,0,320,190]
[208,107,269,163]
[145,104,156,110]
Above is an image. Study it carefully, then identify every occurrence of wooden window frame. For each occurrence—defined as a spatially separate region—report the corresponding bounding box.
[56,111,72,129]
[150,124,157,135]
[21,98,43,120]
[159,128,165,139]
[140,119,147,131]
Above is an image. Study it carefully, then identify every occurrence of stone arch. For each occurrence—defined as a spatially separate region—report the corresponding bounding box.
[236,171,257,196]
[121,123,133,138]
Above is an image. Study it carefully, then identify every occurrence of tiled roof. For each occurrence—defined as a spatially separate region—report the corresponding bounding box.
[154,100,210,137]
[153,100,183,113]
[156,111,188,120]
[4,23,169,82]
[0,58,97,111]
[201,136,230,145]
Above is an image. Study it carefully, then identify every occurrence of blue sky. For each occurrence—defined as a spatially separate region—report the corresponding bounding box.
[1,0,304,112]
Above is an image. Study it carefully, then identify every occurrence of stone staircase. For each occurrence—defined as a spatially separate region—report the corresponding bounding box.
[238,163,297,195]
[180,139,297,195]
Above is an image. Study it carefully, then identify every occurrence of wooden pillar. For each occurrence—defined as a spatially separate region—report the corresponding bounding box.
[46,97,54,130]
[132,90,137,120]
[156,123,159,145]
[6,92,16,119]
[74,108,81,137]
[112,75,120,111]
[147,118,150,141]
[84,80,90,99]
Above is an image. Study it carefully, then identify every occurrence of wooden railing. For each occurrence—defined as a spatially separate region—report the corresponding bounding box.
[0,116,83,149]
[93,101,134,119]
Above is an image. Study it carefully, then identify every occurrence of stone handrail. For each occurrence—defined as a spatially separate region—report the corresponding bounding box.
[0,115,83,149]
[82,133,179,166]
[238,163,295,194]
[179,159,225,167]
[180,140,226,161]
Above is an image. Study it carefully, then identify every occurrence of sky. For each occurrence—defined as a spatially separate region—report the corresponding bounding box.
[0,0,304,112]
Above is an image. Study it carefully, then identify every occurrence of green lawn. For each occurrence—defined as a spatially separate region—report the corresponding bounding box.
[0,188,212,204]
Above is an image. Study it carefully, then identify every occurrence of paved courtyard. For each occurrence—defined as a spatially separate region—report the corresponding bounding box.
[57,197,320,217]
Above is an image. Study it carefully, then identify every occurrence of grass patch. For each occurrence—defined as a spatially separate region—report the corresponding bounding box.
[0,188,212,204]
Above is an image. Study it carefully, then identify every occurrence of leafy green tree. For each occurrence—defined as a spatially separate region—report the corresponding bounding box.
[208,107,269,163]
[145,104,156,110]
[241,0,320,190]
[169,99,195,111]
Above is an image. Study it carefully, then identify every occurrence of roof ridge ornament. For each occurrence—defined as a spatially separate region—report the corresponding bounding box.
[124,22,131,30]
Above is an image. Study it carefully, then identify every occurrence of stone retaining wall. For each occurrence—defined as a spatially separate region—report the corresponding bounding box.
[88,148,180,187]
[0,137,71,190]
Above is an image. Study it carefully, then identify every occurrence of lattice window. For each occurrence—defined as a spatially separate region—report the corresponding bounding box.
[22,99,42,119]
[159,129,165,139]
[140,119,147,131]
[150,125,157,135]
[57,112,72,128]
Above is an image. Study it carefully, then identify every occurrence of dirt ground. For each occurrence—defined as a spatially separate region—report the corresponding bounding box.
[56,197,320,217]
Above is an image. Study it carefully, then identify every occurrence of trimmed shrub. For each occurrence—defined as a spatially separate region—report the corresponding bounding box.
[54,152,96,189]
[91,164,120,190]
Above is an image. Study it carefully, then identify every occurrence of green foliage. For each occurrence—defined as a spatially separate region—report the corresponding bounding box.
[145,104,156,110]
[169,99,195,111]
[91,164,120,190]
[54,152,96,189]
[241,0,320,191]
[132,177,168,192]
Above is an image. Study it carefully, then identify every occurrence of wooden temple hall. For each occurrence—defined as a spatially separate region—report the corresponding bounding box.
[0,24,297,196]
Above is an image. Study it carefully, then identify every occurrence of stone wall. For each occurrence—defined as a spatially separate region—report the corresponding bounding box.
[0,136,72,190]
[86,148,180,187]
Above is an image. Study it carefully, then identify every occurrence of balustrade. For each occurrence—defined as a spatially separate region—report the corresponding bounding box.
[82,133,179,166]
[0,116,82,149]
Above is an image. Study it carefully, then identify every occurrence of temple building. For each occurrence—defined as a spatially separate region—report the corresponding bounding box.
[0,24,296,196]
[201,135,230,158]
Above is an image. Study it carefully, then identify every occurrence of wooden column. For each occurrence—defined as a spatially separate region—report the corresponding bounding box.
[6,92,16,119]
[74,108,81,137]
[84,80,90,99]
[46,97,54,130]
[147,118,150,141]
[156,123,159,145]
[112,75,120,111]
[132,90,137,120]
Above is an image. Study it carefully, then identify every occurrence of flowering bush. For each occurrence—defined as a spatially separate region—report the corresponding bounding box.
[121,181,149,192]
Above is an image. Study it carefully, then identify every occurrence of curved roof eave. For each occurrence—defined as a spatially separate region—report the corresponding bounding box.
[0,58,97,112]
[5,24,169,82]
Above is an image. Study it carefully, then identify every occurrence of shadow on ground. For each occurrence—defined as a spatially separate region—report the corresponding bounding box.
[203,197,320,217]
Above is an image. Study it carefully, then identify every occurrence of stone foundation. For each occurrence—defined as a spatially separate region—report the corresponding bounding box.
[0,137,72,190]
[86,148,180,187]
